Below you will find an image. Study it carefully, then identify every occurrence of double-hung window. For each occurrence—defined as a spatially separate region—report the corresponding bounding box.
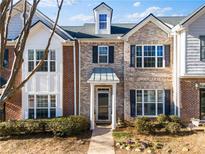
[28,94,56,119]
[144,46,156,67]
[28,49,56,72]
[136,45,164,68]
[36,50,48,72]
[99,14,107,29]
[98,46,108,63]
[136,90,164,116]
[50,50,56,72]
[36,95,48,118]
[200,36,205,61]
[28,50,34,71]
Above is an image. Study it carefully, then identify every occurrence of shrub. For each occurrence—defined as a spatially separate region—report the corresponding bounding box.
[0,116,88,137]
[0,120,50,136]
[165,122,181,134]
[156,114,170,124]
[48,116,89,137]
[135,117,155,134]
[23,120,49,134]
[169,115,181,124]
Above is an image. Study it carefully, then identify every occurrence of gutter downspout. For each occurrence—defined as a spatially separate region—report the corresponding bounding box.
[73,41,77,115]
[78,40,81,115]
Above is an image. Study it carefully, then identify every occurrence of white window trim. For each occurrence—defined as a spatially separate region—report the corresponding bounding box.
[136,89,165,117]
[135,45,165,69]
[28,49,56,73]
[99,14,108,30]
[98,46,109,64]
[28,94,57,119]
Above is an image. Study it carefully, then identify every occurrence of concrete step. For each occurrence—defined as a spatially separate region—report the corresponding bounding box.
[191,119,205,127]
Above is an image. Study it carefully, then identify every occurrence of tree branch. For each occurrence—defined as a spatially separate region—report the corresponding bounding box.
[0,0,64,103]
[0,0,41,101]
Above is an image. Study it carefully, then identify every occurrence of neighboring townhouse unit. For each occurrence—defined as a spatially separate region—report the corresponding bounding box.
[1,0,80,120]
[1,0,205,129]
[173,5,205,122]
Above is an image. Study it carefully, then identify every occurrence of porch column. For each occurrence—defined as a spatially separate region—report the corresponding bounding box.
[112,83,117,129]
[90,83,95,130]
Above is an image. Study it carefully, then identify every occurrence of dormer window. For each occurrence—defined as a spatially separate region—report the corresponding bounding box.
[99,14,107,29]
[93,2,113,34]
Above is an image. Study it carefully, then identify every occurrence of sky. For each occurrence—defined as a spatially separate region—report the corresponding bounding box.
[14,0,205,26]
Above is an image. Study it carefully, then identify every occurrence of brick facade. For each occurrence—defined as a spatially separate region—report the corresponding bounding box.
[5,69,22,120]
[124,21,173,120]
[80,41,124,120]
[2,20,201,123]
[63,46,75,116]
[0,46,22,120]
[180,78,204,122]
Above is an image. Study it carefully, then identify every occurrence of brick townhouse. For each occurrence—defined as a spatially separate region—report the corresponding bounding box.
[1,0,205,129]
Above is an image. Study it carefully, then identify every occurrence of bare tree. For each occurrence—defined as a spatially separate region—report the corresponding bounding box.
[0,0,64,120]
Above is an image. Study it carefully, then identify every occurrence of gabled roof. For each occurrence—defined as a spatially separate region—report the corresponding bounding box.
[123,14,171,39]
[180,4,205,25]
[10,0,73,40]
[93,2,113,11]
[25,20,69,40]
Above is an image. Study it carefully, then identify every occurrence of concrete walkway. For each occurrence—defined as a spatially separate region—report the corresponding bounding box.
[87,125,115,154]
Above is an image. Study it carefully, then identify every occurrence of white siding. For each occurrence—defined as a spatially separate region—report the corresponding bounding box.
[8,11,41,40]
[22,24,63,119]
[186,12,205,74]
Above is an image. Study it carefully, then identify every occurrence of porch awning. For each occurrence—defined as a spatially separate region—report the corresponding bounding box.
[87,68,120,83]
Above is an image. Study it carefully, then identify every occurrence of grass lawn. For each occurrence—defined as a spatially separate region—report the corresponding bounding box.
[0,131,92,154]
[113,127,205,154]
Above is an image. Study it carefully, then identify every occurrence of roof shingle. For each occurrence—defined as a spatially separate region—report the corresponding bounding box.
[62,16,186,39]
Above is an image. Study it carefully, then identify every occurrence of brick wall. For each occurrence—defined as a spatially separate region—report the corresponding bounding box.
[0,46,22,120]
[80,41,124,119]
[124,21,173,120]
[63,46,75,116]
[5,71,22,120]
[180,78,204,122]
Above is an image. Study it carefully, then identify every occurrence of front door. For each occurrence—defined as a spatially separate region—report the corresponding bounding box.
[97,89,110,121]
[200,89,205,120]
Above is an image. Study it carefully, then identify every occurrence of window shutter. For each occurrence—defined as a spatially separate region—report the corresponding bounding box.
[109,46,114,63]
[164,45,170,67]
[92,46,98,63]
[130,45,135,67]
[130,90,136,117]
[3,48,9,68]
[165,89,171,115]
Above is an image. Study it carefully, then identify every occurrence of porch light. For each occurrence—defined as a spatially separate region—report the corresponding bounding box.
[195,83,199,89]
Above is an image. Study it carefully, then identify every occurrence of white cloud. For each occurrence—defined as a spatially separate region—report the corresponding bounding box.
[87,2,98,7]
[69,14,93,22]
[39,0,77,7]
[127,6,172,21]
[133,1,141,7]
